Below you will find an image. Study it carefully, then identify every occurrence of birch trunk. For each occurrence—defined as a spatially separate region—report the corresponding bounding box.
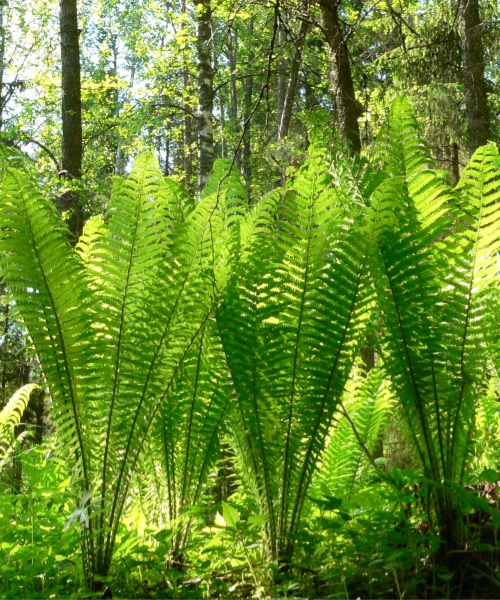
[196,0,214,192]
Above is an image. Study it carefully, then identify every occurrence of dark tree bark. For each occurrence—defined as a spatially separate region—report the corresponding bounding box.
[242,74,253,187]
[196,0,214,192]
[276,23,287,128]
[318,0,361,153]
[278,15,309,141]
[59,0,84,238]
[1,288,9,408]
[458,0,490,154]
[226,29,241,166]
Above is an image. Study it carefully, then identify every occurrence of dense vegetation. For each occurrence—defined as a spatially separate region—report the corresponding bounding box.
[1,0,500,598]
[1,97,500,599]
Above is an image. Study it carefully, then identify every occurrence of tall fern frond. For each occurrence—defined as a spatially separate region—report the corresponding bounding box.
[370,97,453,236]
[0,153,238,583]
[148,318,233,555]
[0,167,90,487]
[218,148,372,558]
[443,144,500,483]
[369,102,500,544]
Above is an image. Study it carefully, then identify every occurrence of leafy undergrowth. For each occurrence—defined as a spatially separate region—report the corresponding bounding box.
[0,441,83,599]
[2,440,500,599]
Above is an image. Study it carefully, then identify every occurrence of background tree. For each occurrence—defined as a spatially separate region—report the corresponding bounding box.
[196,0,214,191]
[59,0,84,237]
[458,0,490,154]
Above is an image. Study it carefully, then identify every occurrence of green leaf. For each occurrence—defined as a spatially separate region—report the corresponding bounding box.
[221,501,240,528]
[479,469,500,484]
[213,511,226,529]
[309,495,343,511]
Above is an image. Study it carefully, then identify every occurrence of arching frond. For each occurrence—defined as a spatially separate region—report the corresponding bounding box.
[315,368,395,499]
[0,153,232,581]
[0,166,90,487]
[218,149,372,558]
[369,103,500,543]
[0,384,38,463]
[370,97,453,235]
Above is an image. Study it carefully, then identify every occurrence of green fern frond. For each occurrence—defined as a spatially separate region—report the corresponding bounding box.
[0,142,36,175]
[0,152,232,580]
[370,97,453,234]
[470,373,500,471]
[146,318,233,555]
[0,384,38,463]
[369,103,500,543]
[0,166,91,486]
[218,149,372,558]
[443,144,500,481]
[314,368,394,499]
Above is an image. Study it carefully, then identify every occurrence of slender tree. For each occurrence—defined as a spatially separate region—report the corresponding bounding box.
[458,0,490,154]
[59,0,83,237]
[318,0,361,153]
[278,3,309,141]
[242,18,255,189]
[196,0,215,191]
[0,0,7,133]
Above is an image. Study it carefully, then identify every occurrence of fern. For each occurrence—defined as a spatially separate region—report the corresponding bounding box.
[315,367,395,500]
[470,373,500,472]
[146,318,233,557]
[368,101,500,546]
[0,384,38,464]
[370,97,453,235]
[218,147,374,559]
[0,154,232,584]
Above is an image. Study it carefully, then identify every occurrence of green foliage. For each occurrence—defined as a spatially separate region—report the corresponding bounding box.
[367,98,500,548]
[2,98,500,598]
[0,384,38,464]
[0,441,84,599]
[218,147,374,559]
[0,152,236,585]
[315,367,395,500]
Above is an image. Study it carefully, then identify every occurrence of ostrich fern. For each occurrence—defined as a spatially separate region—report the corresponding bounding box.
[1,98,500,589]
[218,147,374,560]
[368,99,500,547]
[0,155,241,586]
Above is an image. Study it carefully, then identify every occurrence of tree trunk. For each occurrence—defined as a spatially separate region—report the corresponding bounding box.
[242,21,254,190]
[227,29,240,165]
[0,0,7,132]
[181,0,194,189]
[276,23,287,129]
[278,15,309,141]
[164,137,170,177]
[242,75,253,188]
[1,286,9,408]
[115,61,135,176]
[59,0,84,238]
[196,0,214,192]
[458,0,490,154]
[213,38,227,159]
[318,0,361,153]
